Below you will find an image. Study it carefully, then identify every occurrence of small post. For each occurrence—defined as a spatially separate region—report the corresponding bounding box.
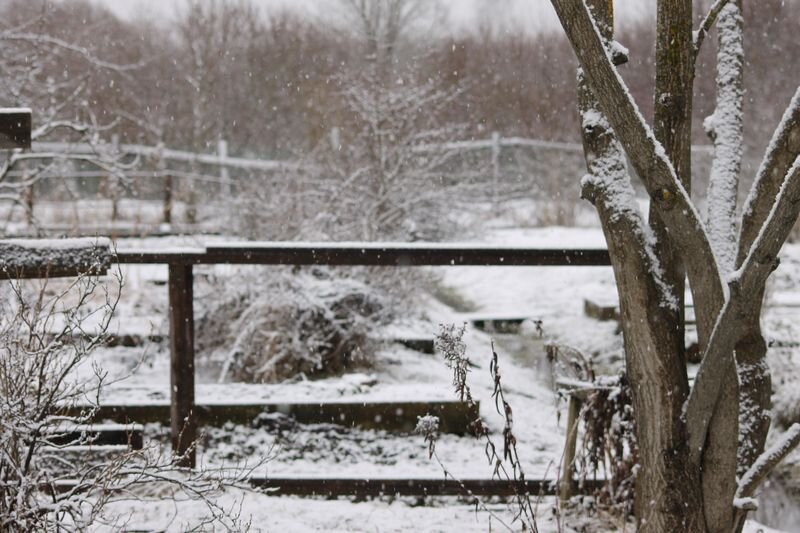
[22,161,34,226]
[168,262,196,468]
[218,138,230,197]
[491,131,501,207]
[559,394,580,502]
[109,134,120,223]
[157,143,171,225]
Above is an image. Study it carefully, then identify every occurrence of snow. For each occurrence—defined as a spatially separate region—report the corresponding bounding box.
[705,1,744,273]
[0,107,32,114]
[0,237,112,272]
[0,237,110,250]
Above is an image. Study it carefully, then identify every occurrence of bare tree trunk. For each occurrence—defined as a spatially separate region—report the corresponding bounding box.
[553,0,800,530]
[651,0,693,361]
[576,2,704,530]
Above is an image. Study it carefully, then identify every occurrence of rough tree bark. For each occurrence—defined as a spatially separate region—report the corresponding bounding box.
[551,0,800,531]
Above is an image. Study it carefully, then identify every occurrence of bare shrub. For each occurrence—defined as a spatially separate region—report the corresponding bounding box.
[200,267,395,383]
[0,264,264,531]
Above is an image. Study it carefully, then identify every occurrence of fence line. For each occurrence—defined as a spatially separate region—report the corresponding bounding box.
[29,135,716,173]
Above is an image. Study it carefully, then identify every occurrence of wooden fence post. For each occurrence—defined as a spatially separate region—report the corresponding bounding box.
[22,161,34,226]
[109,134,121,224]
[168,262,196,468]
[559,394,580,502]
[157,143,172,226]
[491,131,501,207]
[218,138,229,197]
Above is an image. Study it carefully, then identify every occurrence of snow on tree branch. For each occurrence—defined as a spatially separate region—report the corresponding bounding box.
[688,155,800,462]
[549,0,724,339]
[705,1,744,274]
[693,0,733,55]
[738,85,800,263]
[736,423,800,499]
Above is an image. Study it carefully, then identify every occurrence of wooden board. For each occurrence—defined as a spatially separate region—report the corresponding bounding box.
[0,108,32,149]
[248,477,603,497]
[68,400,479,434]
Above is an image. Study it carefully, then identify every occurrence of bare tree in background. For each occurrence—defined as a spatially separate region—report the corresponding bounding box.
[551,0,800,531]
[0,1,142,231]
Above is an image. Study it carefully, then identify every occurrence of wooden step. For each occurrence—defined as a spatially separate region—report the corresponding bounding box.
[392,336,435,354]
[583,299,619,322]
[247,477,603,497]
[48,476,604,497]
[459,314,542,334]
[68,400,478,434]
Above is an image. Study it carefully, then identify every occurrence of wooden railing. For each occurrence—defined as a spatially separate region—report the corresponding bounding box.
[113,243,612,468]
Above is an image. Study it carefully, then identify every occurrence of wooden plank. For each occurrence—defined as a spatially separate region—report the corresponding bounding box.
[66,400,479,434]
[203,244,612,267]
[168,263,196,468]
[392,337,435,354]
[115,245,611,267]
[560,395,581,502]
[247,477,604,497]
[0,108,32,149]
[470,317,537,334]
[583,299,619,321]
[46,476,604,497]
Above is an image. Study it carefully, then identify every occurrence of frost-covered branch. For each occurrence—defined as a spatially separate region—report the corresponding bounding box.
[736,424,800,500]
[705,0,743,274]
[688,155,800,462]
[738,86,800,263]
[693,0,733,55]
[549,0,725,342]
[0,32,145,75]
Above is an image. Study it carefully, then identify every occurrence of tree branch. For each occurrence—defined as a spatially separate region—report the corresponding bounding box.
[549,0,725,344]
[737,423,800,498]
[687,155,800,463]
[705,0,744,274]
[738,86,800,265]
[694,0,733,55]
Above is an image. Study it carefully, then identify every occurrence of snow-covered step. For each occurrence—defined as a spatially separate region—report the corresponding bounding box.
[455,313,543,334]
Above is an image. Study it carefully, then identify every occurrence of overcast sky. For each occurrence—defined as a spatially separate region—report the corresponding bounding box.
[92,0,653,35]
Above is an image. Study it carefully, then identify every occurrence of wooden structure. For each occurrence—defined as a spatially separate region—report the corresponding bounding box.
[66,400,477,434]
[0,107,32,149]
[114,243,611,468]
[0,238,111,279]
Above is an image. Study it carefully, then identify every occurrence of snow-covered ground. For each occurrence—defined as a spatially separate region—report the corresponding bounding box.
[61,225,800,531]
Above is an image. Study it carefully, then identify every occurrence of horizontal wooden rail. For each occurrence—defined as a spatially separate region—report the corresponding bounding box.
[107,242,612,469]
[115,243,611,267]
